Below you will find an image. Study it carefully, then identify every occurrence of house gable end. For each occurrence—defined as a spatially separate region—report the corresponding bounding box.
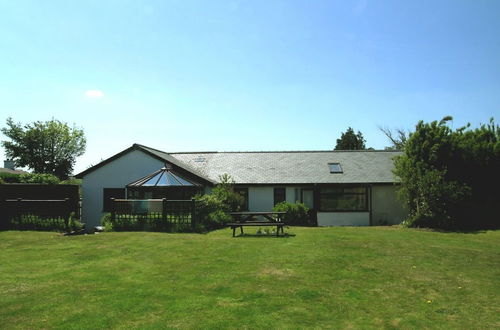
[75,144,213,185]
[76,144,145,179]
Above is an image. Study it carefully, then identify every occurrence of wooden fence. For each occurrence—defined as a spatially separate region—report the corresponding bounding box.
[0,184,79,217]
[110,198,197,231]
[0,198,73,231]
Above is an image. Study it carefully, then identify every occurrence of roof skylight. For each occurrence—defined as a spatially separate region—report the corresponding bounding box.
[328,163,343,173]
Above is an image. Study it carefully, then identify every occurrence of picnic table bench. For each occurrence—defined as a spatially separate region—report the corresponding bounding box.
[227,211,286,237]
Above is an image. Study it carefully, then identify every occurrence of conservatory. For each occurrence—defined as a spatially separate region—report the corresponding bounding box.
[126,165,203,200]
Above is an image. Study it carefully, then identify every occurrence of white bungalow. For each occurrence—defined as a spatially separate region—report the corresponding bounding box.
[76,144,407,229]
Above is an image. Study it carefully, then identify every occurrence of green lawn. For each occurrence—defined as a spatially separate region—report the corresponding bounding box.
[1,227,499,329]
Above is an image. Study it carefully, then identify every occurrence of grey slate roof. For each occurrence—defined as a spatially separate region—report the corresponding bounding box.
[78,144,401,184]
[164,150,401,184]
[0,167,29,175]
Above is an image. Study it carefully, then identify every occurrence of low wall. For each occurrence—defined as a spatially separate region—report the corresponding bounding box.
[317,212,370,226]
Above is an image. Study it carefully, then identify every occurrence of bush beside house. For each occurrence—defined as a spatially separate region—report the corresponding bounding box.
[273,201,313,226]
[194,174,244,230]
[395,117,500,230]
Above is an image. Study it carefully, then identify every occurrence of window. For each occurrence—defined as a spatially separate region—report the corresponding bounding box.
[234,187,249,211]
[103,188,125,212]
[274,187,286,206]
[300,188,314,209]
[328,163,343,173]
[127,190,140,199]
[319,186,368,211]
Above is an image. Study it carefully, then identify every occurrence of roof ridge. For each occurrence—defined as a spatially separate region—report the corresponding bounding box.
[134,143,401,154]
[169,149,401,154]
[133,143,169,154]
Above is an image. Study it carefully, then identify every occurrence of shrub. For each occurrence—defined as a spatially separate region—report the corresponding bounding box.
[273,202,312,226]
[6,213,82,232]
[0,172,70,185]
[67,212,84,232]
[195,194,232,230]
[0,172,21,183]
[195,174,243,230]
[210,174,244,212]
[19,173,60,184]
[395,117,500,230]
[101,213,113,231]
[59,177,82,185]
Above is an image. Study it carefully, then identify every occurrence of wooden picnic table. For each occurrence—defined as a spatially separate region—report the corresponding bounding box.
[227,211,286,237]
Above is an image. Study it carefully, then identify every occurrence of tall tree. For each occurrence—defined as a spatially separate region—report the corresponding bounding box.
[335,127,366,150]
[1,117,86,179]
[378,126,408,150]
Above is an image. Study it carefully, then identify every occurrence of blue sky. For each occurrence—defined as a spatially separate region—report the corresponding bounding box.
[1,0,499,174]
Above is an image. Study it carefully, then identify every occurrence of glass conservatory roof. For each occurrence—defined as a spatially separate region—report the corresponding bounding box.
[127,166,200,187]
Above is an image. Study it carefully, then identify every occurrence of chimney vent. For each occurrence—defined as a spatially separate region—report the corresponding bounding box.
[4,160,15,170]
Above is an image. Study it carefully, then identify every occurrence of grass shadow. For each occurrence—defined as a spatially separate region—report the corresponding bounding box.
[233,232,296,238]
[433,229,490,235]
[408,227,491,235]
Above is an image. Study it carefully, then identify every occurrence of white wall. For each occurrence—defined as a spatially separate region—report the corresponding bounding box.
[316,185,406,226]
[247,186,305,211]
[81,150,164,230]
[371,185,407,225]
[317,212,370,226]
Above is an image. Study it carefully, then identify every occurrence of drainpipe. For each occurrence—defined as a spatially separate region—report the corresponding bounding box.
[369,185,373,226]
